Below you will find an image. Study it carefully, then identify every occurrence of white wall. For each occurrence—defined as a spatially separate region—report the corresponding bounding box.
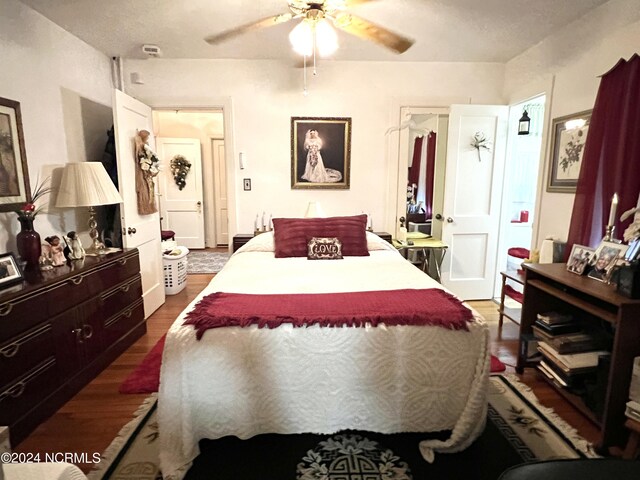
[504,0,640,248]
[0,0,113,252]
[124,58,505,235]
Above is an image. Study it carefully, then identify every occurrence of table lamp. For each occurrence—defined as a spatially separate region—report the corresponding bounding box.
[56,162,123,254]
[304,201,325,218]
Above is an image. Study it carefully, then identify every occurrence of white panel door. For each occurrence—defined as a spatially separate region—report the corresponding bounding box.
[112,89,165,318]
[212,138,228,245]
[440,104,508,300]
[157,138,205,249]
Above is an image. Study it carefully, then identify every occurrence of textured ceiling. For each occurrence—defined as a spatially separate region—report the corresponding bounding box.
[20,0,609,62]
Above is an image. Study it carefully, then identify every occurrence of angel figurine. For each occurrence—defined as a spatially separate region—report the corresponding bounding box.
[45,235,66,266]
[65,231,86,260]
[621,198,640,243]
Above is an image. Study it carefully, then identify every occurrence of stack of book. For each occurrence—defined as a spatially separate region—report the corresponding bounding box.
[533,312,610,389]
[626,357,640,422]
[626,400,640,422]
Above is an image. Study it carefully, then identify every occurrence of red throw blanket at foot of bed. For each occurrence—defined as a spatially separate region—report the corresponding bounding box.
[184,288,474,339]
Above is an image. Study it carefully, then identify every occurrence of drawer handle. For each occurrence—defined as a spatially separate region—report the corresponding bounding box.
[82,325,93,340]
[0,382,27,402]
[73,327,84,344]
[0,343,19,358]
[0,303,13,316]
[70,276,83,285]
[118,258,128,265]
[120,284,131,293]
[9,381,26,399]
[123,309,132,319]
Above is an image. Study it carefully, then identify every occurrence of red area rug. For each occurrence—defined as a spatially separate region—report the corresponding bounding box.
[119,334,507,394]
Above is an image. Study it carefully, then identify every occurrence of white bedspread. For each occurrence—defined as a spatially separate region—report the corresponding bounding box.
[158,233,489,479]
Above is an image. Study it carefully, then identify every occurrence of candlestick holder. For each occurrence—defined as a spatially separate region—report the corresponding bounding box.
[603,225,614,242]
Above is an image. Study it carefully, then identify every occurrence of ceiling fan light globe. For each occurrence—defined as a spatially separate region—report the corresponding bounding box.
[289,20,314,56]
[316,19,339,56]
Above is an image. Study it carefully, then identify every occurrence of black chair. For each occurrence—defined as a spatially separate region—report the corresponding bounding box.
[498,459,640,480]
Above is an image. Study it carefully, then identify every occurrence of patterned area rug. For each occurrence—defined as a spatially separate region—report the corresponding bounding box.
[89,375,596,480]
[186,251,230,274]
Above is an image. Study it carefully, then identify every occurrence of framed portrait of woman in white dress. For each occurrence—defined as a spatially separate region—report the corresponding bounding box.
[291,117,351,189]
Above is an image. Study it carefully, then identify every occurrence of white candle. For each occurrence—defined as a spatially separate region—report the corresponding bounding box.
[608,193,619,226]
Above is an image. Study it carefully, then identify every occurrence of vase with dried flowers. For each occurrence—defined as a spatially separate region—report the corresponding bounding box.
[15,178,52,268]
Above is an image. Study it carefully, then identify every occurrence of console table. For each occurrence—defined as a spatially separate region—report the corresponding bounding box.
[0,250,145,446]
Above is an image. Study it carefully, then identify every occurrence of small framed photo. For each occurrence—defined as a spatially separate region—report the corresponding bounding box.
[625,238,640,263]
[547,110,592,193]
[566,244,595,275]
[0,253,24,288]
[588,241,628,282]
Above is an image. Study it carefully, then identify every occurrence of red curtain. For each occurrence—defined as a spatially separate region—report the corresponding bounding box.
[408,135,424,197]
[424,132,437,220]
[565,54,640,253]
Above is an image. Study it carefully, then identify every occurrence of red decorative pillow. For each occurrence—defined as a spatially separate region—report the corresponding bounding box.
[307,237,343,260]
[273,215,369,258]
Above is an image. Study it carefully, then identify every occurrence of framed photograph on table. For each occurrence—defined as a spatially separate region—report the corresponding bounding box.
[0,253,23,289]
[0,97,31,212]
[291,117,351,190]
[588,241,628,282]
[547,110,592,193]
[566,244,595,275]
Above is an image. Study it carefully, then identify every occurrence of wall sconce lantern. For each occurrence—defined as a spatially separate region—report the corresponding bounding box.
[518,110,531,135]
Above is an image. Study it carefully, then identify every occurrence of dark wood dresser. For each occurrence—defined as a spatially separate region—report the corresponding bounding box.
[0,249,145,446]
[233,232,393,252]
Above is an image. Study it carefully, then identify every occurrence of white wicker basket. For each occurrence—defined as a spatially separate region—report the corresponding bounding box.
[163,246,189,295]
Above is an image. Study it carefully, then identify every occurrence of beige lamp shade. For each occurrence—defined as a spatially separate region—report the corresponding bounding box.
[304,201,325,218]
[56,162,122,207]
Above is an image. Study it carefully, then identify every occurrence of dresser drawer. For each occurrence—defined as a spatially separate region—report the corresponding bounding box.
[0,324,54,386]
[102,299,145,348]
[100,275,143,322]
[0,357,58,425]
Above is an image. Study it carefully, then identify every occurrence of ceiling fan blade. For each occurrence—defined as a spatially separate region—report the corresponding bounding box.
[205,13,294,45]
[334,13,414,54]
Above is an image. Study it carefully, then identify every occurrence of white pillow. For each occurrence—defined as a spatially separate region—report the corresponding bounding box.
[366,231,397,251]
[234,231,275,254]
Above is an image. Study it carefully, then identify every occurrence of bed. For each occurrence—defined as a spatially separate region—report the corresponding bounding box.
[158,228,490,479]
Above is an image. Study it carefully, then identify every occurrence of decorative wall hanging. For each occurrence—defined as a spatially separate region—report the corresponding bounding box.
[547,110,592,193]
[470,131,491,162]
[134,129,160,214]
[0,97,31,212]
[170,155,192,190]
[291,117,351,189]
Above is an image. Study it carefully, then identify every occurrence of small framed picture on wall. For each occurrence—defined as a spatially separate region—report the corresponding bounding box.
[547,110,592,193]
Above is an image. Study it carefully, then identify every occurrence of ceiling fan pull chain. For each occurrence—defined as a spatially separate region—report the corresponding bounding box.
[303,54,308,96]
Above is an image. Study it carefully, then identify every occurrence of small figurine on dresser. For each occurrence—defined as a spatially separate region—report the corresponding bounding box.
[65,231,86,260]
[44,235,66,266]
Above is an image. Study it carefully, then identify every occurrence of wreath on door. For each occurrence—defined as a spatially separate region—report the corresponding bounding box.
[170,155,192,190]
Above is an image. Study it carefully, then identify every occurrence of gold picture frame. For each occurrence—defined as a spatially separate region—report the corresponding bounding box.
[0,97,31,211]
[547,109,592,193]
[291,117,351,190]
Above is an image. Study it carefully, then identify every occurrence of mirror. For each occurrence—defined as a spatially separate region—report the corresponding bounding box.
[395,107,449,240]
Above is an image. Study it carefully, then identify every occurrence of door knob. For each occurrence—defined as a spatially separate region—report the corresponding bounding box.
[435,214,443,221]
[127,227,137,235]
[446,217,454,223]
[197,201,202,206]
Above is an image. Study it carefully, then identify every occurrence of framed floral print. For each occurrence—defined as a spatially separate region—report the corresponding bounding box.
[0,97,31,211]
[547,109,592,193]
[291,117,351,190]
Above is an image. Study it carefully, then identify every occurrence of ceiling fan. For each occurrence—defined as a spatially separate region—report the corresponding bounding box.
[204,0,414,55]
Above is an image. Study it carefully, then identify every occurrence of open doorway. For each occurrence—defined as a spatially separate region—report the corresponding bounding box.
[153,109,227,248]
[494,95,546,298]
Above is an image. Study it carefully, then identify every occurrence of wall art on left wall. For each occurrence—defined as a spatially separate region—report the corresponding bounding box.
[0,97,31,211]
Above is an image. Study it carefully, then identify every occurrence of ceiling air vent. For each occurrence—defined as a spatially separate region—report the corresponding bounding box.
[142,44,162,57]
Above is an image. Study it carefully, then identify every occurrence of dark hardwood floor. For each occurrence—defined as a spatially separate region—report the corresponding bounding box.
[14,278,600,473]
